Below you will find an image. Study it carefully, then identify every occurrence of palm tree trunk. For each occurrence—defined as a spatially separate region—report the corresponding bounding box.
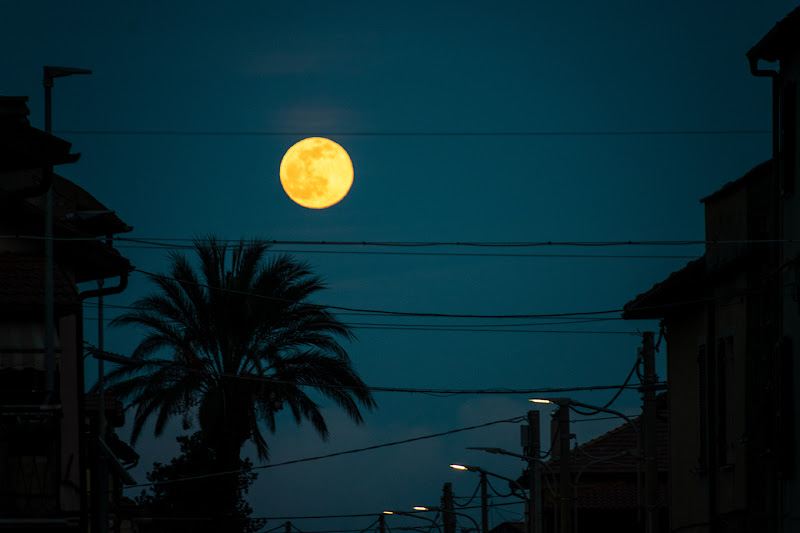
[209,387,250,533]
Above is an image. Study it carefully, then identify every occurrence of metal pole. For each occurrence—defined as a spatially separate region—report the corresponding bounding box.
[379,514,386,533]
[40,67,91,407]
[480,471,488,533]
[642,331,659,533]
[558,406,571,533]
[528,411,542,533]
[43,76,54,406]
[442,482,455,533]
[97,279,107,532]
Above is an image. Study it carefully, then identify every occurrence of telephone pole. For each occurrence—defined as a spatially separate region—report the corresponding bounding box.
[480,471,488,533]
[557,404,571,533]
[442,482,455,533]
[525,410,542,533]
[642,331,659,533]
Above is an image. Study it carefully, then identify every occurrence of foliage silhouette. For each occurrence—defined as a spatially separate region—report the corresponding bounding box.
[100,237,376,531]
[136,431,265,533]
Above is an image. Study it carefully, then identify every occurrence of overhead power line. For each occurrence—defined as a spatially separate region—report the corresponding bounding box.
[128,500,522,525]
[86,343,658,396]
[132,267,626,320]
[9,233,800,249]
[122,415,527,489]
[113,237,771,247]
[55,129,770,137]
[82,301,639,334]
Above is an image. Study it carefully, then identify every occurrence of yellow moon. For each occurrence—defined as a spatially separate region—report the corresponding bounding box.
[279,137,353,209]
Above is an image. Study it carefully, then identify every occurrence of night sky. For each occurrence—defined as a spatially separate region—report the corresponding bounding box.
[3,2,794,531]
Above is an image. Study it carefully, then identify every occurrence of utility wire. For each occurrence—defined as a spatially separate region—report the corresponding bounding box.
[87,341,658,396]
[123,266,754,322]
[568,356,641,415]
[88,342,659,395]
[83,302,625,326]
[453,479,482,507]
[112,237,794,247]
[122,415,526,489]
[138,501,522,527]
[132,267,627,320]
[84,302,638,332]
[82,317,642,335]
[112,244,703,259]
[10,234,800,247]
[55,128,771,137]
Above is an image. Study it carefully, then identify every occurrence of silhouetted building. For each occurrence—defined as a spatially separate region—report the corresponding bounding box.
[488,521,525,533]
[623,8,800,532]
[521,396,668,533]
[0,95,136,532]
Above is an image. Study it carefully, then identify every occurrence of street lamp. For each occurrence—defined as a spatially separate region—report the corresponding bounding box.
[450,464,528,533]
[383,510,442,533]
[42,66,92,405]
[528,397,640,459]
[466,446,557,533]
[411,507,479,533]
[449,465,528,496]
[529,397,641,533]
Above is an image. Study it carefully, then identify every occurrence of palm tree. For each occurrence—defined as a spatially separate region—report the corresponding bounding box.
[100,237,375,525]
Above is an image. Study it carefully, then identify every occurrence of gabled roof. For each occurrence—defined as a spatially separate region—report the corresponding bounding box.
[0,194,132,282]
[0,254,79,314]
[0,96,80,172]
[622,257,706,320]
[1,168,132,236]
[528,395,669,511]
[488,522,526,533]
[747,6,800,64]
[546,394,668,475]
[699,159,772,204]
[623,159,773,320]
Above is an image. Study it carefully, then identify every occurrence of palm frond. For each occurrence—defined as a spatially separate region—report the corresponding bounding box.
[104,236,375,466]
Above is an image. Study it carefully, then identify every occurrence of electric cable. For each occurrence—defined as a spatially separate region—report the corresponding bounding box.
[568,356,641,416]
[89,340,660,397]
[135,501,523,526]
[264,523,292,533]
[485,477,522,500]
[358,517,380,533]
[55,128,771,137]
[452,479,482,507]
[121,415,526,489]
[11,233,800,247]
[132,266,628,319]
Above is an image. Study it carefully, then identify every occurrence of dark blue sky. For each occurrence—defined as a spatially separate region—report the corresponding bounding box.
[3,1,794,531]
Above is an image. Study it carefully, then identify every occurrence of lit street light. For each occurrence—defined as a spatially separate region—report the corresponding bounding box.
[450,464,528,533]
[529,397,641,533]
[466,446,555,533]
[383,510,442,533]
[411,506,479,533]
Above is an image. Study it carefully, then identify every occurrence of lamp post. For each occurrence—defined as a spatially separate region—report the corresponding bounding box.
[411,507,480,533]
[450,465,487,533]
[42,66,92,404]
[450,464,528,533]
[383,510,442,533]
[42,65,94,531]
[467,446,552,533]
[530,398,641,533]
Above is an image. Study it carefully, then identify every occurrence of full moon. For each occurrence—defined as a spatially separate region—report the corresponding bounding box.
[279,137,353,209]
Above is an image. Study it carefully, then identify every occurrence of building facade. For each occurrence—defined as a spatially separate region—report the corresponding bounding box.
[0,95,137,532]
[623,8,800,532]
